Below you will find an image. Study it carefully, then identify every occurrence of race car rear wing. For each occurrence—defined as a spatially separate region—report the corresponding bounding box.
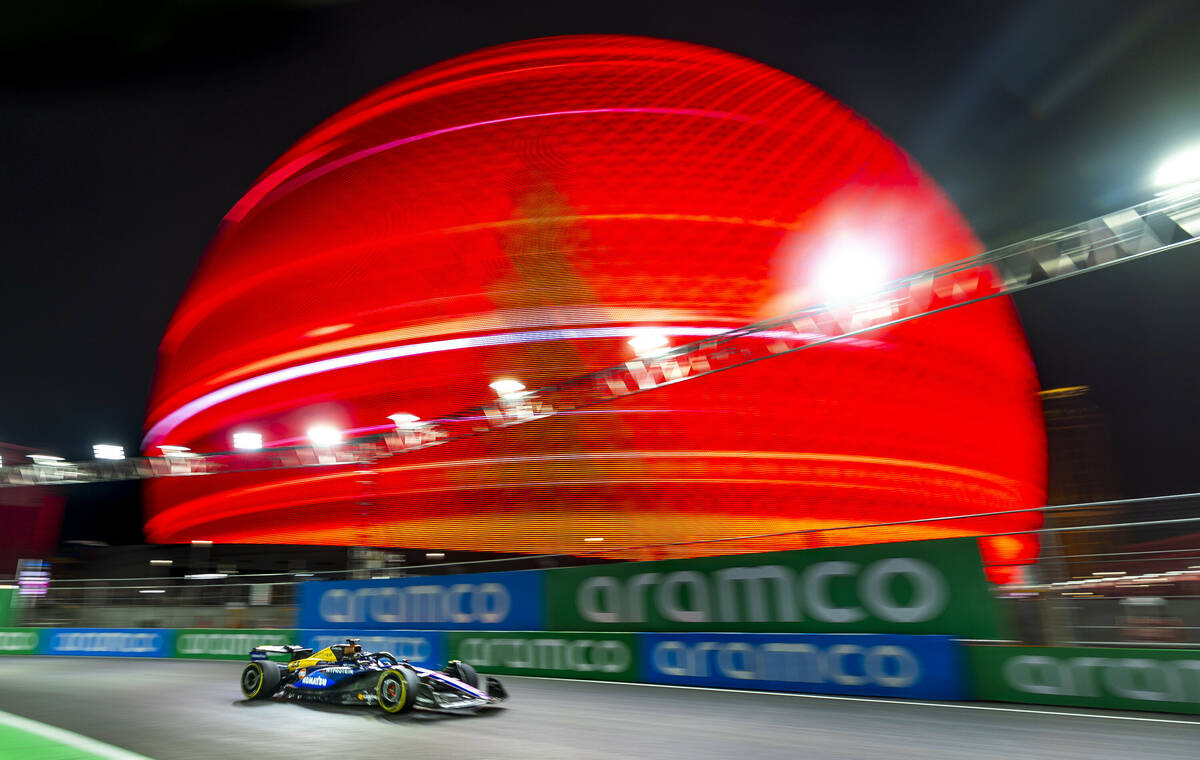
[250,644,313,662]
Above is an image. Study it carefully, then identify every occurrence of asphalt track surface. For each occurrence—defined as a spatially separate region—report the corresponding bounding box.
[0,658,1197,759]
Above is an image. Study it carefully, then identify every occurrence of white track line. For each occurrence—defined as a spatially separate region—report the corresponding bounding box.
[0,709,155,760]
[502,675,1200,726]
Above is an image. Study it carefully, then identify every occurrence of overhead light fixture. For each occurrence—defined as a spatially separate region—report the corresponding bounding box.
[93,444,125,461]
[28,454,66,466]
[627,332,670,358]
[583,537,605,542]
[814,235,890,305]
[149,559,173,566]
[232,431,263,450]
[190,539,213,547]
[138,589,166,594]
[1154,144,1200,188]
[425,552,445,560]
[488,378,526,398]
[307,425,342,446]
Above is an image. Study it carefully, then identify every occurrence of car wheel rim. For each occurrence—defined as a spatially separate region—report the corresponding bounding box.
[242,668,259,693]
[380,676,399,707]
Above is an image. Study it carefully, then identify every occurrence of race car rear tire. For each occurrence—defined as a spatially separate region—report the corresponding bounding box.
[376,668,419,714]
[445,660,480,688]
[241,661,281,700]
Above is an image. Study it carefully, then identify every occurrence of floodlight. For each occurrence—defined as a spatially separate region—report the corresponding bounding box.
[93,444,125,461]
[307,425,342,446]
[628,332,670,358]
[232,431,263,450]
[488,378,526,398]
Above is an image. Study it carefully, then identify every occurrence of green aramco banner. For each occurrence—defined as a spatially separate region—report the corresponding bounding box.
[447,631,638,681]
[969,646,1200,714]
[546,538,1002,638]
[173,629,297,660]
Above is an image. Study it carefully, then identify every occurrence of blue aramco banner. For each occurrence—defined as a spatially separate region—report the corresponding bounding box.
[639,633,966,700]
[302,630,446,669]
[40,628,173,658]
[297,570,545,630]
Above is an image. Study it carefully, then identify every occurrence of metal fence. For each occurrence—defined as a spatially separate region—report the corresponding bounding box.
[8,492,1200,644]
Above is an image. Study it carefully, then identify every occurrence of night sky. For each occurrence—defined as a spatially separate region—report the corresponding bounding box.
[1,0,1198,544]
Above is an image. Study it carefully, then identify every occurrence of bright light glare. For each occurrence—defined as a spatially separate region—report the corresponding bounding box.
[814,239,889,304]
[307,424,343,446]
[93,444,125,461]
[184,573,226,580]
[232,431,263,450]
[584,537,605,542]
[149,559,173,566]
[191,539,213,546]
[1154,144,1200,187]
[388,413,421,428]
[425,552,445,559]
[628,332,670,358]
[489,378,526,398]
[28,454,66,466]
[158,445,194,458]
[139,589,166,594]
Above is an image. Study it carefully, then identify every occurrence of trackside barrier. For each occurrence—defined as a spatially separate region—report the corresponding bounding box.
[0,627,40,655]
[302,630,445,669]
[173,629,297,660]
[639,633,967,700]
[545,538,1004,638]
[448,631,639,681]
[40,628,173,657]
[16,627,1200,713]
[967,645,1200,715]
[297,569,545,630]
[293,538,1004,638]
[444,631,966,699]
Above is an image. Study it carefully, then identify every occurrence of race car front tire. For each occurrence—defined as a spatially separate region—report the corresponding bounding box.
[240,661,281,700]
[445,660,480,689]
[376,668,420,714]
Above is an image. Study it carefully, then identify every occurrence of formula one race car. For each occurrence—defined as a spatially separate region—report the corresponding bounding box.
[239,638,508,714]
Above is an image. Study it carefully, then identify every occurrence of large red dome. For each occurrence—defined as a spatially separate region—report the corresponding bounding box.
[144,36,1045,578]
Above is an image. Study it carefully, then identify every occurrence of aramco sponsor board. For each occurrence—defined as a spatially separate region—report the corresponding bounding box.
[545,538,1003,637]
[302,630,445,669]
[969,646,1200,715]
[639,633,966,699]
[297,539,1002,638]
[444,631,966,699]
[0,627,40,655]
[40,629,173,657]
[297,569,544,630]
[448,632,639,681]
[173,629,296,660]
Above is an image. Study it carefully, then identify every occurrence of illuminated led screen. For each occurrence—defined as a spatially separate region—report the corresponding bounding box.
[144,36,1046,581]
